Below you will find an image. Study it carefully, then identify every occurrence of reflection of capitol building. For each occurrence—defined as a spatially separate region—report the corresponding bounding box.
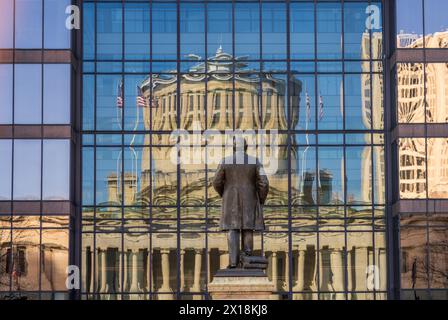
[82,231,386,300]
[81,47,386,299]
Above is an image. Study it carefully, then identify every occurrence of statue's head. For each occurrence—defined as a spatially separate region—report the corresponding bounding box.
[233,136,248,154]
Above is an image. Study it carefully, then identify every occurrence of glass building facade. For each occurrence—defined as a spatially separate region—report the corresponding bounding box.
[0,0,446,300]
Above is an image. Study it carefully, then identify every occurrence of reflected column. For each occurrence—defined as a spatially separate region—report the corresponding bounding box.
[354,247,368,292]
[118,250,123,297]
[192,249,203,299]
[271,252,278,291]
[180,250,185,292]
[293,248,305,299]
[330,249,345,299]
[159,249,173,300]
[347,249,353,294]
[130,250,139,292]
[100,249,108,298]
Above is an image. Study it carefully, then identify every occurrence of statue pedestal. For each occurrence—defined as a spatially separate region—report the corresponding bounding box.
[208,269,276,300]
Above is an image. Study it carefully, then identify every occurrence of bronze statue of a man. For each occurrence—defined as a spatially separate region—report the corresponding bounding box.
[212,138,269,268]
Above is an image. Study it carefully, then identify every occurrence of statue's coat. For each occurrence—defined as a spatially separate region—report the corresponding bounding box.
[212,154,269,231]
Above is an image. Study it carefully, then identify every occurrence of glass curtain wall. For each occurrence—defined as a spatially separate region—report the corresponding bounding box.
[81,0,385,300]
[0,0,71,299]
[396,0,448,300]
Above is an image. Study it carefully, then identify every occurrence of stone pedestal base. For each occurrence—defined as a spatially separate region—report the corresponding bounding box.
[208,269,276,300]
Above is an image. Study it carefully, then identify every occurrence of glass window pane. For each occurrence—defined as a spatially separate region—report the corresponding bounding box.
[96,147,122,206]
[318,146,344,205]
[83,75,95,130]
[83,2,95,60]
[125,2,150,60]
[319,233,345,297]
[424,0,448,48]
[400,226,428,289]
[44,0,71,49]
[97,3,122,60]
[397,63,425,123]
[0,0,14,48]
[44,64,71,124]
[180,3,205,59]
[262,2,286,60]
[262,73,288,130]
[124,146,149,206]
[293,146,317,206]
[373,146,385,205]
[317,75,343,130]
[124,74,148,131]
[428,225,448,289]
[41,229,69,290]
[0,140,12,200]
[43,140,70,200]
[13,140,41,200]
[345,74,371,130]
[14,64,42,124]
[153,3,177,60]
[207,2,232,57]
[398,138,427,199]
[344,2,370,60]
[427,138,448,199]
[317,2,342,59]
[371,1,383,60]
[291,75,315,130]
[97,75,123,130]
[15,0,43,49]
[347,232,373,292]
[235,2,260,60]
[0,64,13,124]
[290,2,314,60]
[425,63,448,123]
[396,0,423,48]
[12,229,41,291]
[82,147,94,206]
[346,146,372,205]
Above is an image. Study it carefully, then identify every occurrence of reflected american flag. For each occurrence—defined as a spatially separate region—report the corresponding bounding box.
[305,91,311,123]
[136,86,147,108]
[319,94,324,121]
[116,80,124,108]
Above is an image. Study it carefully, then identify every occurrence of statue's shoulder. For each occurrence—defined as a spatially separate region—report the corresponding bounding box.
[220,156,234,166]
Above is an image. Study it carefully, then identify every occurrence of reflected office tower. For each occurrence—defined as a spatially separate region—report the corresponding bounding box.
[302,172,315,205]
[359,31,386,205]
[397,33,448,123]
[398,138,427,199]
[397,63,426,123]
[427,139,448,198]
[396,31,448,201]
[317,170,333,205]
[425,63,448,123]
[397,30,421,49]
